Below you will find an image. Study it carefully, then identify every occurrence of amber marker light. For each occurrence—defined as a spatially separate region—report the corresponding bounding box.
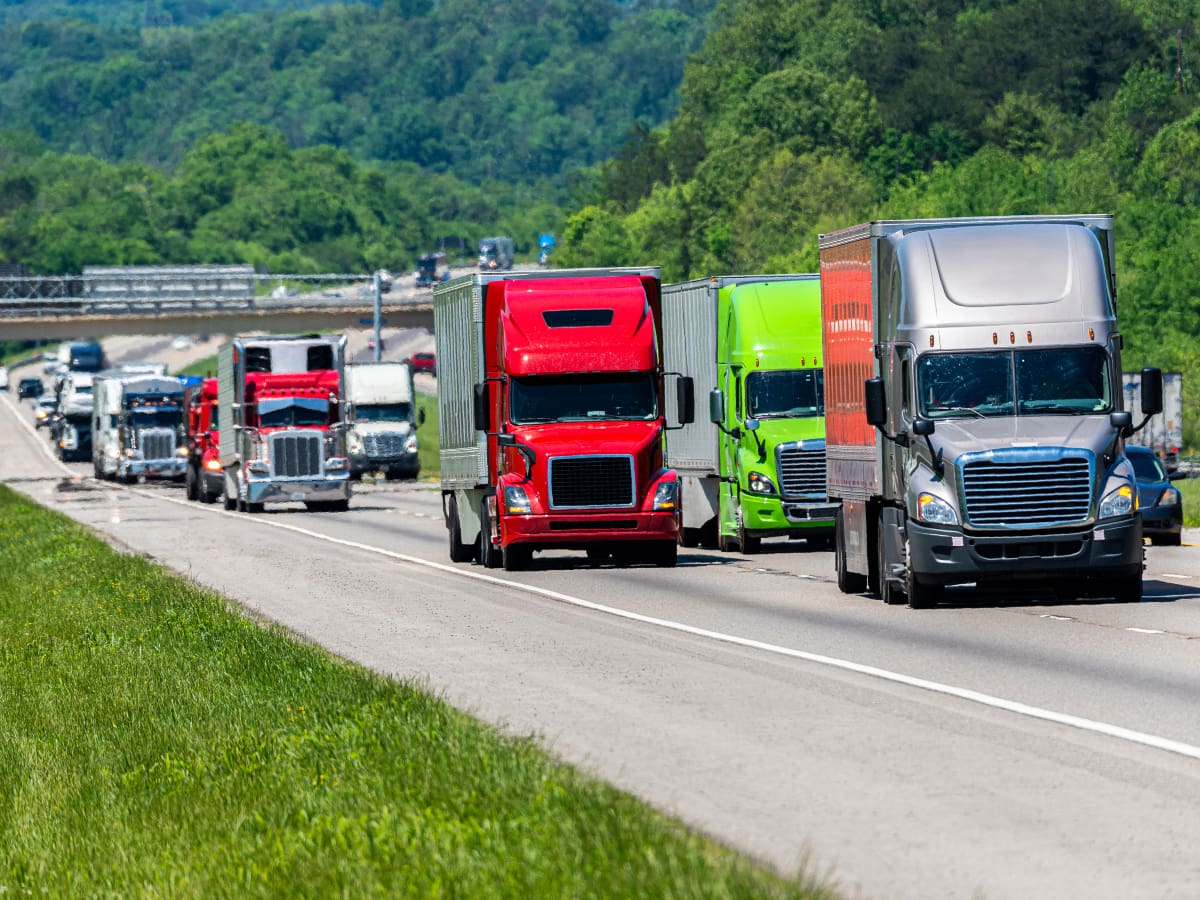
[1009,331,1016,344]
[992,332,998,345]
[1027,330,1033,343]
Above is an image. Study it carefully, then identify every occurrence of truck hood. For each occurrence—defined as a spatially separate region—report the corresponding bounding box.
[510,420,661,460]
[926,414,1120,464]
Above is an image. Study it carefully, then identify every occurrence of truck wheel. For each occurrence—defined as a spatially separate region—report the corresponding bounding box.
[479,504,502,569]
[586,547,611,566]
[447,497,476,563]
[738,522,761,554]
[876,514,905,605]
[1110,573,1143,603]
[835,508,867,594]
[905,569,943,609]
[185,464,198,501]
[223,490,237,511]
[652,541,678,568]
[503,543,531,571]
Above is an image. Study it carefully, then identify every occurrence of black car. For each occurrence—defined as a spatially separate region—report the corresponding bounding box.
[18,376,44,399]
[1127,445,1183,546]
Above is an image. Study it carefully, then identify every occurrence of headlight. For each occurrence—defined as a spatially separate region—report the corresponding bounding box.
[916,492,958,525]
[247,460,270,475]
[177,446,189,456]
[203,458,222,473]
[504,486,532,515]
[404,432,419,454]
[1157,487,1181,507]
[1098,484,1135,518]
[746,471,775,495]
[652,481,677,511]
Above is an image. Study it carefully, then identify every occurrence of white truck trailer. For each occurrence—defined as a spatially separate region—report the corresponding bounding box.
[1123,371,1183,471]
[344,361,423,480]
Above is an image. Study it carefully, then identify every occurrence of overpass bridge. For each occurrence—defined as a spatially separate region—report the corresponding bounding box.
[0,267,438,340]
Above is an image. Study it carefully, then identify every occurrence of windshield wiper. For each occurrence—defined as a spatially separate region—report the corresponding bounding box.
[931,406,987,419]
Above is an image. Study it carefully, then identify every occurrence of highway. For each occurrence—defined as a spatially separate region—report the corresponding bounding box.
[3,363,1200,900]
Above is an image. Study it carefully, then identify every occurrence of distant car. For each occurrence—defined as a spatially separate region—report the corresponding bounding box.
[411,352,436,376]
[18,376,44,399]
[172,335,192,350]
[34,395,57,428]
[1127,445,1183,546]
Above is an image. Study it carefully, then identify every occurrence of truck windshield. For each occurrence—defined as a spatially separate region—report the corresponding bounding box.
[130,408,183,428]
[256,397,330,427]
[356,402,412,422]
[918,347,1111,419]
[745,370,824,419]
[510,374,657,423]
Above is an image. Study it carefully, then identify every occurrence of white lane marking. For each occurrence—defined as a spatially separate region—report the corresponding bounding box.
[1125,627,1165,635]
[1162,573,1192,579]
[116,487,1200,763]
[1040,614,1074,621]
[0,391,76,475]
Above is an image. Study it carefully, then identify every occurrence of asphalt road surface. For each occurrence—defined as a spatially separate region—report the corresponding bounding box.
[3,369,1200,900]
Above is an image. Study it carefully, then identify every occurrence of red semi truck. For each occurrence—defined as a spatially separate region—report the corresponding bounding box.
[184,376,223,503]
[434,268,694,570]
[217,334,352,513]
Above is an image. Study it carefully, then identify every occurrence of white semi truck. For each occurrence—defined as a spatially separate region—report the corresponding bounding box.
[91,373,187,482]
[344,361,423,480]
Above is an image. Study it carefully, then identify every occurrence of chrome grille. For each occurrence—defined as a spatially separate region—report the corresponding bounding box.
[138,428,175,461]
[960,457,1092,527]
[271,431,322,477]
[777,443,827,499]
[363,432,406,458]
[549,455,635,509]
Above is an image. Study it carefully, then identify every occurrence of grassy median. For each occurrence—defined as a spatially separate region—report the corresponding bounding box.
[0,486,830,898]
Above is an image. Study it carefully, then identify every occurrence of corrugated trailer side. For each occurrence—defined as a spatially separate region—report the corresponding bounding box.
[818,225,880,501]
[433,275,488,490]
[216,340,238,469]
[662,277,719,475]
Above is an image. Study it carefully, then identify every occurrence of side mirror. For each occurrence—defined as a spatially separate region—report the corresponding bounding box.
[1140,367,1163,417]
[913,417,935,436]
[864,378,887,428]
[473,382,489,432]
[708,389,724,424]
[744,417,760,432]
[496,433,515,447]
[676,376,695,425]
[1110,410,1132,432]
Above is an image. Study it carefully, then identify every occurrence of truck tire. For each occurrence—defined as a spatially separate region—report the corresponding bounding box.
[502,543,531,571]
[1109,573,1143,602]
[876,512,905,605]
[652,541,678,568]
[835,508,867,594]
[447,497,476,563]
[224,491,237,511]
[185,464,198,501]
[680,527,701,548]
[479,503,502,569]
[905,569,943,609]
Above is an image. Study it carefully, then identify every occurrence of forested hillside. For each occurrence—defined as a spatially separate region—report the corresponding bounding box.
[0,0,350,29]
[558,0,1200,444]
[0,0,714,183]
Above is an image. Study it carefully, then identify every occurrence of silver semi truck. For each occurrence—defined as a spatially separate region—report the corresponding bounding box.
[819,214,1163,607]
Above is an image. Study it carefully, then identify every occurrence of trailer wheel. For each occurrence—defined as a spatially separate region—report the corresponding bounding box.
[479,503,502,569]
[835,508,867,593]
[447,496,476,563]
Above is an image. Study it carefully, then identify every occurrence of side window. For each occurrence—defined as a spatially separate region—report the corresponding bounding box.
[732,369,742,420]
[901,355,912,421]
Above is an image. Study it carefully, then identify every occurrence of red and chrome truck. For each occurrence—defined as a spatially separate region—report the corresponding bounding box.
[184,376,223,504]
[434,268,694,570]
[217,334,352,513]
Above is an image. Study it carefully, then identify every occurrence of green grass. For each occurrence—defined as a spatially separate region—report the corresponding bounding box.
[0,487,829,897]
[1172,473,1200,527]
[176,353,217,378]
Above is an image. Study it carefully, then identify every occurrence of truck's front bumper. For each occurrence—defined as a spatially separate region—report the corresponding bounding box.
[908,517,1143,586]
[246,476,351,504]
[349,451,420,477]
[742,493,838,537]
[127,458,187,478]
[503,510,679,548]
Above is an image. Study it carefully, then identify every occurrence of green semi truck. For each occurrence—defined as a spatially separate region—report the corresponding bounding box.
[662,275,837,552]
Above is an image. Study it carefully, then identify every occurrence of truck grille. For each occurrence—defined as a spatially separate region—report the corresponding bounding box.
[138,428,176,462]
[960,457,1092,527]
[271,431,322,477]
[549,455,635,509]
[777,442,827,499]
[363,432,406,458]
